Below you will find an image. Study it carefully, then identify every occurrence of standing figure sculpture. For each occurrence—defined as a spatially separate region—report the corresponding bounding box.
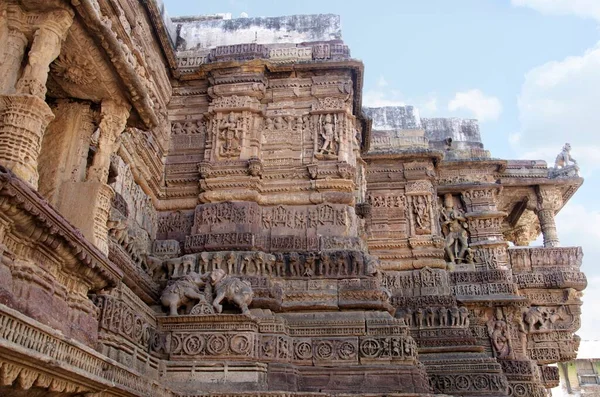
[218,112,242,157]
[440,194,469,264]
[318,114,338,155]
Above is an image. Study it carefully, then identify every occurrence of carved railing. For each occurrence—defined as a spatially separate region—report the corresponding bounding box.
[0,304,172,396]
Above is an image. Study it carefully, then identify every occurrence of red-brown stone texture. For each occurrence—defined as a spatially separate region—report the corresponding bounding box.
[0,1,585,396]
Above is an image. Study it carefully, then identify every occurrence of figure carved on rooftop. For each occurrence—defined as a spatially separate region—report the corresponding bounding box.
[439,194,470,265]
[218,112,243,158]
[554,143,577,169]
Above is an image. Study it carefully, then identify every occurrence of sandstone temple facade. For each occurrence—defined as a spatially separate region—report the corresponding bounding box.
[0,1,586,396]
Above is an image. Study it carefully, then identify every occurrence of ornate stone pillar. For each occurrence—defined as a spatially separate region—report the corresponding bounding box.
[87,100,130,184]
[536,186,562,247]
[0,8,73,189]
[0,30,28,94]
[57,100,129,255]
[15,9,73,98]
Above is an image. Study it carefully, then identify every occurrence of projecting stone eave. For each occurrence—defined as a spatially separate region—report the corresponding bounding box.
[362,148,445,167]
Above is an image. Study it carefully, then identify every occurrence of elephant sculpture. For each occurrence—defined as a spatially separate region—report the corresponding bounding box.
[209,269,253,314]
[160,272,206,316]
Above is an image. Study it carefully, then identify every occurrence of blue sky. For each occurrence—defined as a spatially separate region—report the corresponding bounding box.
[164,0,600,343]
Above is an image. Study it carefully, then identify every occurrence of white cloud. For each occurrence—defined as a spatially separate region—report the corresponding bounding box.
[362,90,406,108]
[447,89,502,122]
[376,75,388,87]
[421,97,438,114]
[512,0,600,22]
[516,41,600,173]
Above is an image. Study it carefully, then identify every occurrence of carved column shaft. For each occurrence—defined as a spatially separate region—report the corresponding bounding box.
[87,100,130,183]
[16,9,73,98]
[536,186,562,248]
[0,8,73,189]
[538,209,559,247]
[0,29,28,94]
[0,95,54,188]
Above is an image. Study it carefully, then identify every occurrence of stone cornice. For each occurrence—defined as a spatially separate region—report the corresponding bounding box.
[71,0,159,128]
[0,166,122,290]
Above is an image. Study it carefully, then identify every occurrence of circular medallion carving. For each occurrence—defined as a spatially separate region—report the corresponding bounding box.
[133,317,144,342]
[183,334,205,355]
[207,334,228,355]
[230,335,251,355]
[360,338,382,358]
[190,302,215,315]
[473,375,489,390]
[295,341,312,360]
[315,341,333,359]
[455,375,470,390]
[513,383,527,397]
[338,341,356,360]
[122,311,134,335]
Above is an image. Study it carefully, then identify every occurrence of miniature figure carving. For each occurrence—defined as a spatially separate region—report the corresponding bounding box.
[161,272,206,316]
[317,114,338,155]
[209,269,253,314]
[413,195,431,234]
[440,194,470,264]
[488,319,511,359]
[218,112,242,157]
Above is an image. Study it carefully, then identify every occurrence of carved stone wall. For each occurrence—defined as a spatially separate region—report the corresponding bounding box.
[0,3,586,397]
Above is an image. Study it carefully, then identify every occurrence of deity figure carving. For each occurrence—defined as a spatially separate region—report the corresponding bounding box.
[413,195,431,234]
[316,114,338,156]
[218,112,242,158]
[554,143,577,169]
[488,319,511,359]
[440,194,470,265]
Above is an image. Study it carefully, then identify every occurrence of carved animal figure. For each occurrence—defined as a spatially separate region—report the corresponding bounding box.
[209,269,253,314]
[160,272,206,316]
[554,143,577,168]
[145,254,164,279]
[165,254,197,278]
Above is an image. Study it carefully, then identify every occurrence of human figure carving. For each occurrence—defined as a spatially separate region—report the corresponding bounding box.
[414,195,430,232]
[304,253,316,277]
[440,194,469,264]
[218,112,241,157]
[318,114,338,155]
[488,320,511,359]
[554,143,577,168]
[226,252,237,274]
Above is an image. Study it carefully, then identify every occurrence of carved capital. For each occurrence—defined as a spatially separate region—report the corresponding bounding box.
[536,186,562,212]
